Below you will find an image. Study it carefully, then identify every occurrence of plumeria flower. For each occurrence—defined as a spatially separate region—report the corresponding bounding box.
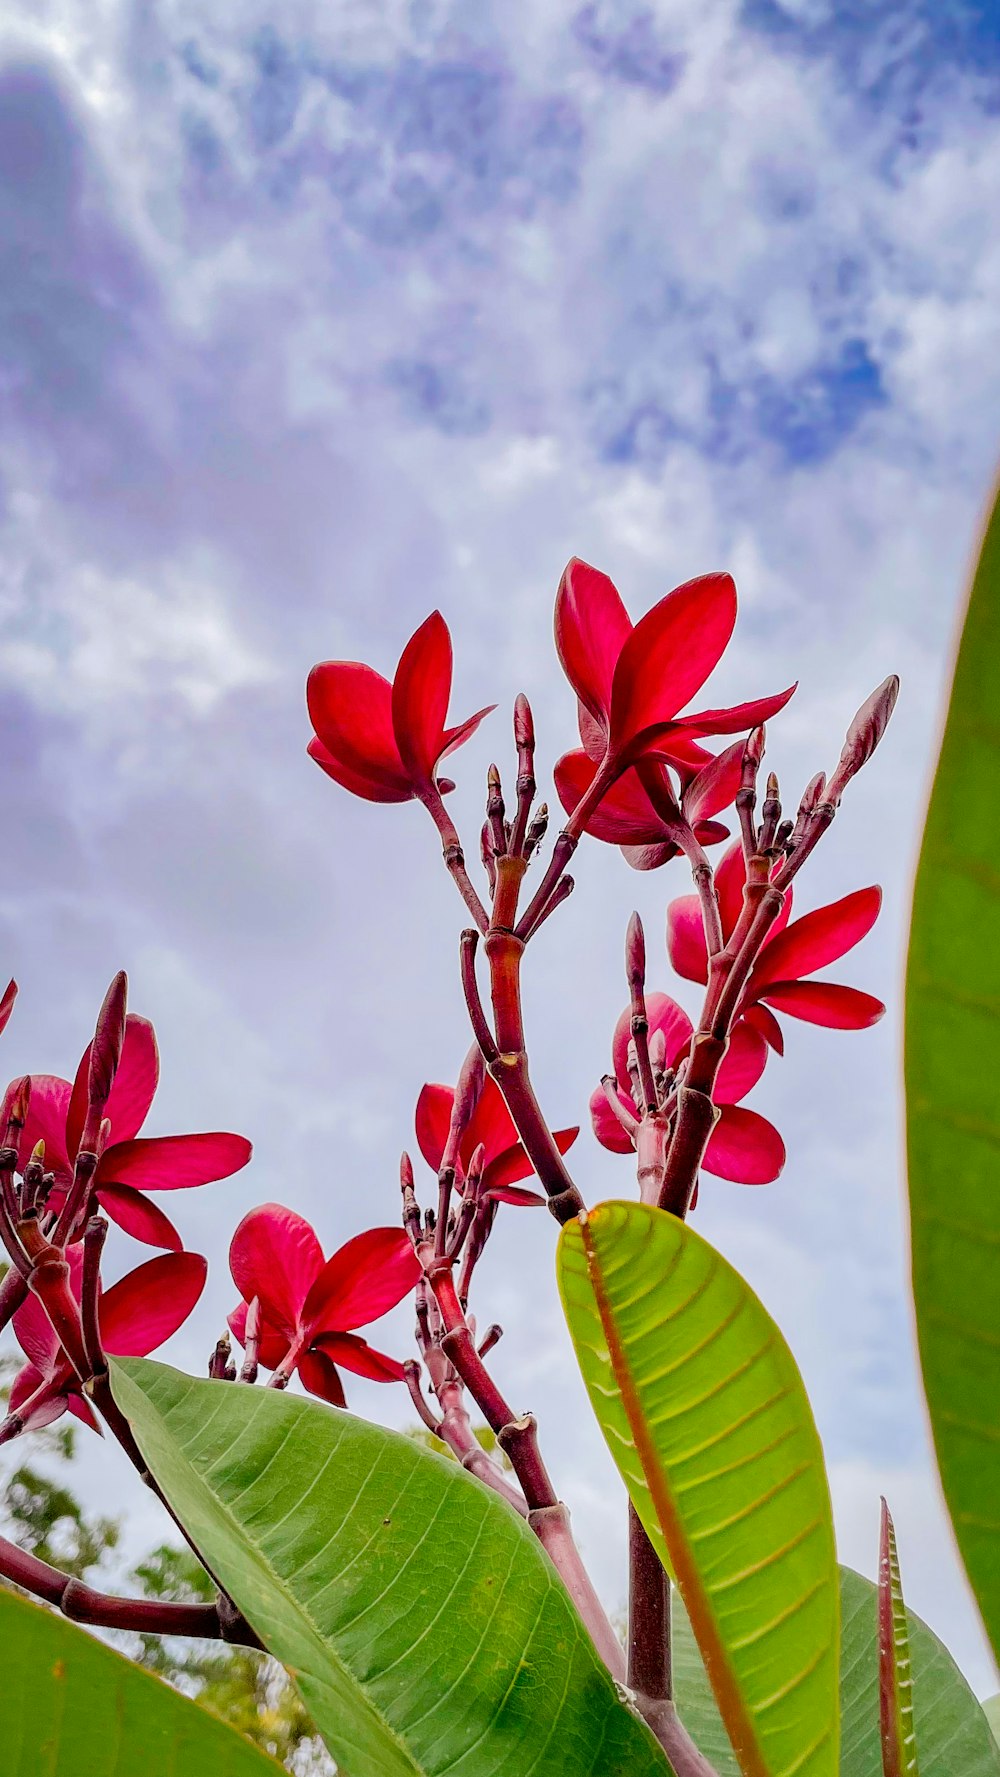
[307,612,494,804]
[14,1014,251,1251]
[416,1074,579,1207]
[7,1247,207,1435]
[554,558,795,773]
[667,841,885,1053]
[228,1204,419,1407]
[590,993,785,1186]
[554,741,744,872]
[0,978,16,1039]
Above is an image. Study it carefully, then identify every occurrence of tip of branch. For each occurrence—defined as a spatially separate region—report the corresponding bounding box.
[625,911,646,987]
[513,693,535,751]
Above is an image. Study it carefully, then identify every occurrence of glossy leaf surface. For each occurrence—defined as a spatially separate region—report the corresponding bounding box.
[0,1582,281,1775]
[905,474,1000,1658]
[672,1567,1000,1777]
[559,1200,838,1777]
[111,1357,669,1777]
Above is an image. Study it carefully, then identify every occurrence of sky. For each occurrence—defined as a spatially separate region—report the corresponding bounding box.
[1,0,999,1705]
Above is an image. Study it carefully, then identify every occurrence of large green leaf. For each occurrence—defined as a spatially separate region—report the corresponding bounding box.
[905,474,1000,1658]
[0,1580,281,1775]
[558,1200,839,1777]
[110,1358,669,1777]
[671,1567,1000,1777]
[985,1696,1000,1745]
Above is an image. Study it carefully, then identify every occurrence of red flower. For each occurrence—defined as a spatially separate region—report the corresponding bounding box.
[0,978,16,1039]
[415,1074,578,1206]
[553,741,743,871]
[8,1247,207,1434]
[14,1015,252,1251]
[590,993,785,1186]
[307,612,494,804]
[666,841,885,1050]
[554,558,794,770]
[227,1204,419,1407]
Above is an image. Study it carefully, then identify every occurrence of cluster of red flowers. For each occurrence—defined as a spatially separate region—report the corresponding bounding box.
[1,552,887,1436]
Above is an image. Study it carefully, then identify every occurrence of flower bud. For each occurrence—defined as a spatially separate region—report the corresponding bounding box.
[825,674,899,806]
[625,911,646,989]
[88,972,128,1121]
[513,693,535,752]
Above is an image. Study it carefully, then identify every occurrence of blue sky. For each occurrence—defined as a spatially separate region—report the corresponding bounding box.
[1,0,999,1699]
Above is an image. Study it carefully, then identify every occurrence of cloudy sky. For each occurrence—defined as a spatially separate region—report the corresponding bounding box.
[1,0,999,1702]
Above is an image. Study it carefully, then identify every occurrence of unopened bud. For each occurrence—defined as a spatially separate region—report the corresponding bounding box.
[525,803,549,857]
[799,771,827,817]
[453,1044,486,1131]
[8,1076,31,1131]
[487,763,502,796]
[437,777,457,795]
[625,912,646,989]
[764,772,780,805]
[400,1151,415,1193]
[466,1140,486,1186]
[743,725,766,774]
[31,1139,45,1164]
[513,694,535,752]
[826,674,900,806]
[648,1028,667,1071]
[88,972,128,1120]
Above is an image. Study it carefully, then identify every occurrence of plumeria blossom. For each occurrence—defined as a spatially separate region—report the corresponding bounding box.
[0,978,16,1039]
[8,1247,207,1435]
[667,841,885,1053]
[307,611,494,804]
[554,741,744,872]
[13,1014,252,1251]
[416,1074,579,1206]
[590,993,785,1186]
[228,1204,420,1407]
[554,558,795,773]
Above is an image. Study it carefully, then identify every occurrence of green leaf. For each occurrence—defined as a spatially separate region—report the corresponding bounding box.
[905,474,1000,1659]
[984,1696,1000,1746]
[558,1200,839,1777]
[877,1499,918,1776]
[110,1357,670,1777]
[0,1580,282,1775]
[671,1567,1000,1777]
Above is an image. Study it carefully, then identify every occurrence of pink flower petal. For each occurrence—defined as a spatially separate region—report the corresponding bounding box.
[758,981,885,1028]
[10,1368,74,1433]
[96,1183,183,1252]
[99,1132,252,1192]
[307,735,411,804]
[743,1004,785,1055]
[589,1084,636,1155]
[306,661,411,799]
[714,842,748,941]
[67,1394,101,1433]
[752,887,882,987]
[612,993,693,1091]
[227,1302,289,1371]
[715,1021,768,1105]
[622,841,680,871]
[391,611,453,788]
[415,1083,454,1175]
[610,573,737,757]
[12,1247,84,1375]
[555,557,632,730]
[312,1331,406,1382]
[229,1203,324,1336]
[304,1227,420,1336]
[441,704,496,761]
[704,1107,785,1184]
[682,741,745,823]
[0,978,16,1037]
[577,700,610,762]
[484,1126,578,1193]
[16,1074,73,1179]
[99,1252,208,1357]
[485,1183,547,1207]
[67,1014,160,1157]
[555,751,667,845]
[666,894,709,985]
[673,683,797,738]
[465,1077,518,1171]
[296,1348,347,1407]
